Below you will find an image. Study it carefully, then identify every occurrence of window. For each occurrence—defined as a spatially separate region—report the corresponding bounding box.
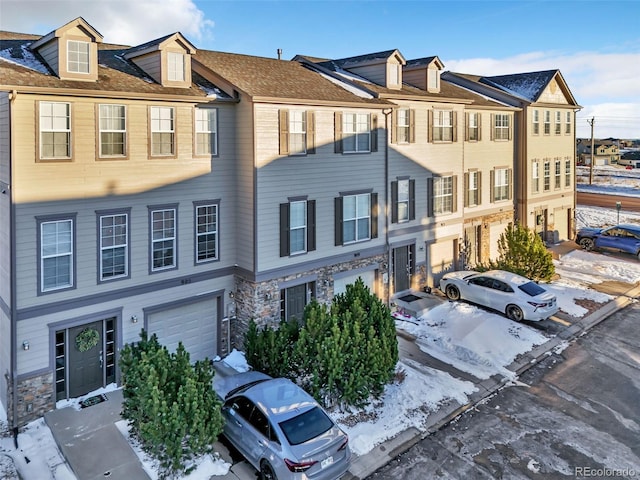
[532,161,540,194]
[67,40,89,73]
[290,110,306,155]
[392,179,415,223]
[396,109,411,144]
[279,110,315,155]
[195,108,218,155]
[467,113,480,141]
[280,282,315,322]
[565,159,571,187]
[335,192,378,246]
[555,159,561,188]
[343,113,371,153]
[428,68,439,91]
[543,160,551,191]
[433,176,454,214]
[40,218,73,292]
[532,110,539,135]
[40,102,71,159]
[493,114,510,140]
[100,213,128,280]
[99,104,126,157]
[167,52,185,81]
[389,63,400,85]
[280,200,315,256]
[151,106,175,155]
[544,111,551,135]
[565,112,572,134]
[555,111,561,135]
[492,168,511,202]
[432,110,454,142]
[343,193,370,243]
[195,203,218,262]
[151,208,176,271]
[465,171,480,207]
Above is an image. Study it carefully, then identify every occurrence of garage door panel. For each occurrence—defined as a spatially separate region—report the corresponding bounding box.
[334,270,376,296]
[148,297,218,363]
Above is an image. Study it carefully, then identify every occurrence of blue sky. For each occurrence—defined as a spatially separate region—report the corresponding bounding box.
[1,0,639,139]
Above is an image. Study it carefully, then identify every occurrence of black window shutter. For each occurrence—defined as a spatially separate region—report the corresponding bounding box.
[334,197,343,246]
[279,203,290,257]
[427,177,434,216]
[409,109,416,143]
[306,111,316,154]
[409,179,416,220]
[279,110,289,155]
[371,192,378,238]
[371,114,378,152]
[334,112,343,153]
[307,200,316,251]
[391,181,398,223]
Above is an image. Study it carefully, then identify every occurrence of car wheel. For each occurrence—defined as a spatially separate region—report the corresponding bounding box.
[506,304,524,322]
[260,461,277,480]
[445,284,461,301]
[579,237,595,251]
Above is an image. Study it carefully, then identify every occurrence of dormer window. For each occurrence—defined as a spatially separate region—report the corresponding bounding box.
[428,68,439,91]
[168,52,185,82]
[67,40,90,73]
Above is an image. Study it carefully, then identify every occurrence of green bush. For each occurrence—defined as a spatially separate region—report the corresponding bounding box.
[245,278,398,408]
[120,330,225,479]
[482,222,555,282]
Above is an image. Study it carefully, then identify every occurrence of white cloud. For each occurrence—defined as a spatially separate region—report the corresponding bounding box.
[0,0,214,45]
[445,51,640,139]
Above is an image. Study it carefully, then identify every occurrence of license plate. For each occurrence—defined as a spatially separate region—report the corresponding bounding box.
[321,456,334,469]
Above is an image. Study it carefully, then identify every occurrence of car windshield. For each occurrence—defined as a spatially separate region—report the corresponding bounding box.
[278,406,333,446]
[518,281,546,297]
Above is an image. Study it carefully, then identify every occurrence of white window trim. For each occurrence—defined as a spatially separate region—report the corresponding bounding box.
[151,106,175,156]
[289,200,307,254]
[468,171,479,206]
[434,176,454,214]
[195,204,219,262]
[343,193,371,243]
[40,101,71,159]
[100,213,128,280]
[151,208,176,271]
[493,168,509,201]
[167,52,185,82]
[41,219,73,292]
[195,108,218,156]
[289,110,307,155]
[67,40,90,74]
[494,114,510,141]
[99,104,126,157]
[343,113,371,153]
[397,179,410,221]
[433,110,453,142]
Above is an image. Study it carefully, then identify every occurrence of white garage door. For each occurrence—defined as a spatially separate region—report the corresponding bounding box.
[148,297,217,363]
[334,270,376,296]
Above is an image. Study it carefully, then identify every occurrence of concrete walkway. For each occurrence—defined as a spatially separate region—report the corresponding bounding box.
[44,389,150,480]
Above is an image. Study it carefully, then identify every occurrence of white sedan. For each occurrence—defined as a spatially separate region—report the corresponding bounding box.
[439,270,558,322]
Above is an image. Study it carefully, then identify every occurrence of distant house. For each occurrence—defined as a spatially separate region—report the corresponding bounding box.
[576,139,620,165]
[0,17,580,427]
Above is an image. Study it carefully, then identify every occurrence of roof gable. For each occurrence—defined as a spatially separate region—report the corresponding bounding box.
[30,17,103,50]
[482,70,578,105]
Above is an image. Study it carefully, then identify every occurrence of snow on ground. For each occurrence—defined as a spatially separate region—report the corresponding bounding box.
[395,303,548,380]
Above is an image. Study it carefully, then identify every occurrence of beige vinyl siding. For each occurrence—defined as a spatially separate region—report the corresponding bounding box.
[11,94,236,309]
[254,104,385,272]
[131,52,162,84]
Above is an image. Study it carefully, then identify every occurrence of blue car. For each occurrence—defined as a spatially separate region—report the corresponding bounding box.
[576,224,640,260]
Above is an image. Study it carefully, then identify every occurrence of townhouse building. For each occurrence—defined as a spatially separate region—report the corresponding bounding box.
[0,17,579,427]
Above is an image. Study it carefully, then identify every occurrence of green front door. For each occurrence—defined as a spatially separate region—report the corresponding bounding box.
[68,321,103,398]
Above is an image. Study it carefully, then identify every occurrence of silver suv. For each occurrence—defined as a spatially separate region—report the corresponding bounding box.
[214,371,351,480]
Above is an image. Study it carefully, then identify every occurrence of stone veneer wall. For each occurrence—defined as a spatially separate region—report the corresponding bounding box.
[10,372,54,427]
[474,211,515,264]
[231,254,388,350]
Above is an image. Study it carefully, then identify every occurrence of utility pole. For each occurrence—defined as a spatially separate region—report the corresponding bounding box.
[588,117,595,185]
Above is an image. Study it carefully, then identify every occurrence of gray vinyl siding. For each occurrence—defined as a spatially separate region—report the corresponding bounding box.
[347,64,386,86]
[403,69,427,90]
[234,98,255,272]
[37,41,60,76]
[0,93,9,409]
[254,104,385,273]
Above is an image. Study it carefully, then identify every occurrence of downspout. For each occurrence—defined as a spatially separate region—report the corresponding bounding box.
[8,90,18,438]
[382,108,393,307]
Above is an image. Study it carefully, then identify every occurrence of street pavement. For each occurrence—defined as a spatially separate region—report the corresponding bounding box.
[39,242,640,480]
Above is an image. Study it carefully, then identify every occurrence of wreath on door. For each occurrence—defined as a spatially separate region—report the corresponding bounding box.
[75,327,100,352]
